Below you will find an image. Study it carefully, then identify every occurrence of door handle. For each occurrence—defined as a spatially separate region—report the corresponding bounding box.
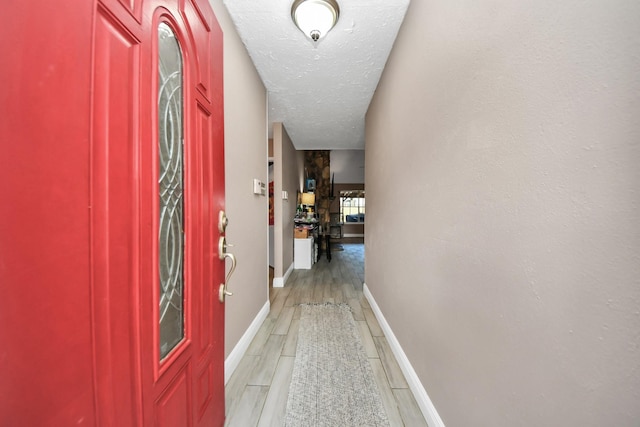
[218,236,237,303]
[219,252,236,303]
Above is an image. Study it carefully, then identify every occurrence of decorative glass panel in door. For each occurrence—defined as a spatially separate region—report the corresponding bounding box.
[158,22,185,360]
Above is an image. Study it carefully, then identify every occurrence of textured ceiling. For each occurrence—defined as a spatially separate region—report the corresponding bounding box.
[223,0,410,150]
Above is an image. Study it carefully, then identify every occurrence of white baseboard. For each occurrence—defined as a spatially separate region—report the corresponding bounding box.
[224,300,270,384]
[363,283,445,427]
[343,233,365,238]
[273,262,294,288]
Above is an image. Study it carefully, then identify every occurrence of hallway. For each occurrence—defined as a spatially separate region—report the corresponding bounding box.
[224,244,428,426]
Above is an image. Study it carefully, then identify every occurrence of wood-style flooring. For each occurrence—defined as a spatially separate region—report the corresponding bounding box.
[224,244,428,427]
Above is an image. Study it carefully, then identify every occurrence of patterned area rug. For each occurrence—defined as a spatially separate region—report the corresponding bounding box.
[284,303,390,427]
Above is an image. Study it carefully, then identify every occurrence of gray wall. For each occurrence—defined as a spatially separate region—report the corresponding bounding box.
[210,0,269,359]
[331,150,365,184]
[273,123,301,280]
[365,0,640,425]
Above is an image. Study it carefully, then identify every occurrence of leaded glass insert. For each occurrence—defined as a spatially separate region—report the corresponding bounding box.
[158,23,185,360]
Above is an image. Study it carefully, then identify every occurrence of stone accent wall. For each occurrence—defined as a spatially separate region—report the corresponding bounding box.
[303,150,331,224]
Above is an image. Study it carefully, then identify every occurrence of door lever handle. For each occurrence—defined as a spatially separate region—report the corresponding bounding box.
[219,252,237,303]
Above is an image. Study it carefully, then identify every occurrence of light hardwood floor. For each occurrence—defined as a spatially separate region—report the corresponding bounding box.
[224,244,428,427]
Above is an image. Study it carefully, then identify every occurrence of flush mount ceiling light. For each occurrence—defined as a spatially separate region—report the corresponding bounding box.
[291,0,340,42]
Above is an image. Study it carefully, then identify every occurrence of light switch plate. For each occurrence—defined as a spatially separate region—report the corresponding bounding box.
[253,179,266,195]
[282,191,288,200]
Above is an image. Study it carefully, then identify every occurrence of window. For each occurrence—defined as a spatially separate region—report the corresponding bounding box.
[158,22,185,360]
[339,190,365,223]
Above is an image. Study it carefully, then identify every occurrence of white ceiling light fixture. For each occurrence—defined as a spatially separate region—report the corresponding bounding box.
[291,0,340,42]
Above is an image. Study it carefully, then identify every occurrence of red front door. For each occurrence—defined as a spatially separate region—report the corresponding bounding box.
[0,0,225,425]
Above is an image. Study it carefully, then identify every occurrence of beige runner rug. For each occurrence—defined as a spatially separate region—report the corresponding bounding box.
[284,303,390,427]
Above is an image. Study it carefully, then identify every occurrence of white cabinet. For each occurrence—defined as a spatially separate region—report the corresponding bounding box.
[294,237,315,269]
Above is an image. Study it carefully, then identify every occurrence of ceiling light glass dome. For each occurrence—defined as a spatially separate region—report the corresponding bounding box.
[291,0,340,42]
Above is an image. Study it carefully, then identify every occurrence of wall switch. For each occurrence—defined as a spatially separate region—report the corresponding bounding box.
[253,179,266,195]
[282,191,288,200]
